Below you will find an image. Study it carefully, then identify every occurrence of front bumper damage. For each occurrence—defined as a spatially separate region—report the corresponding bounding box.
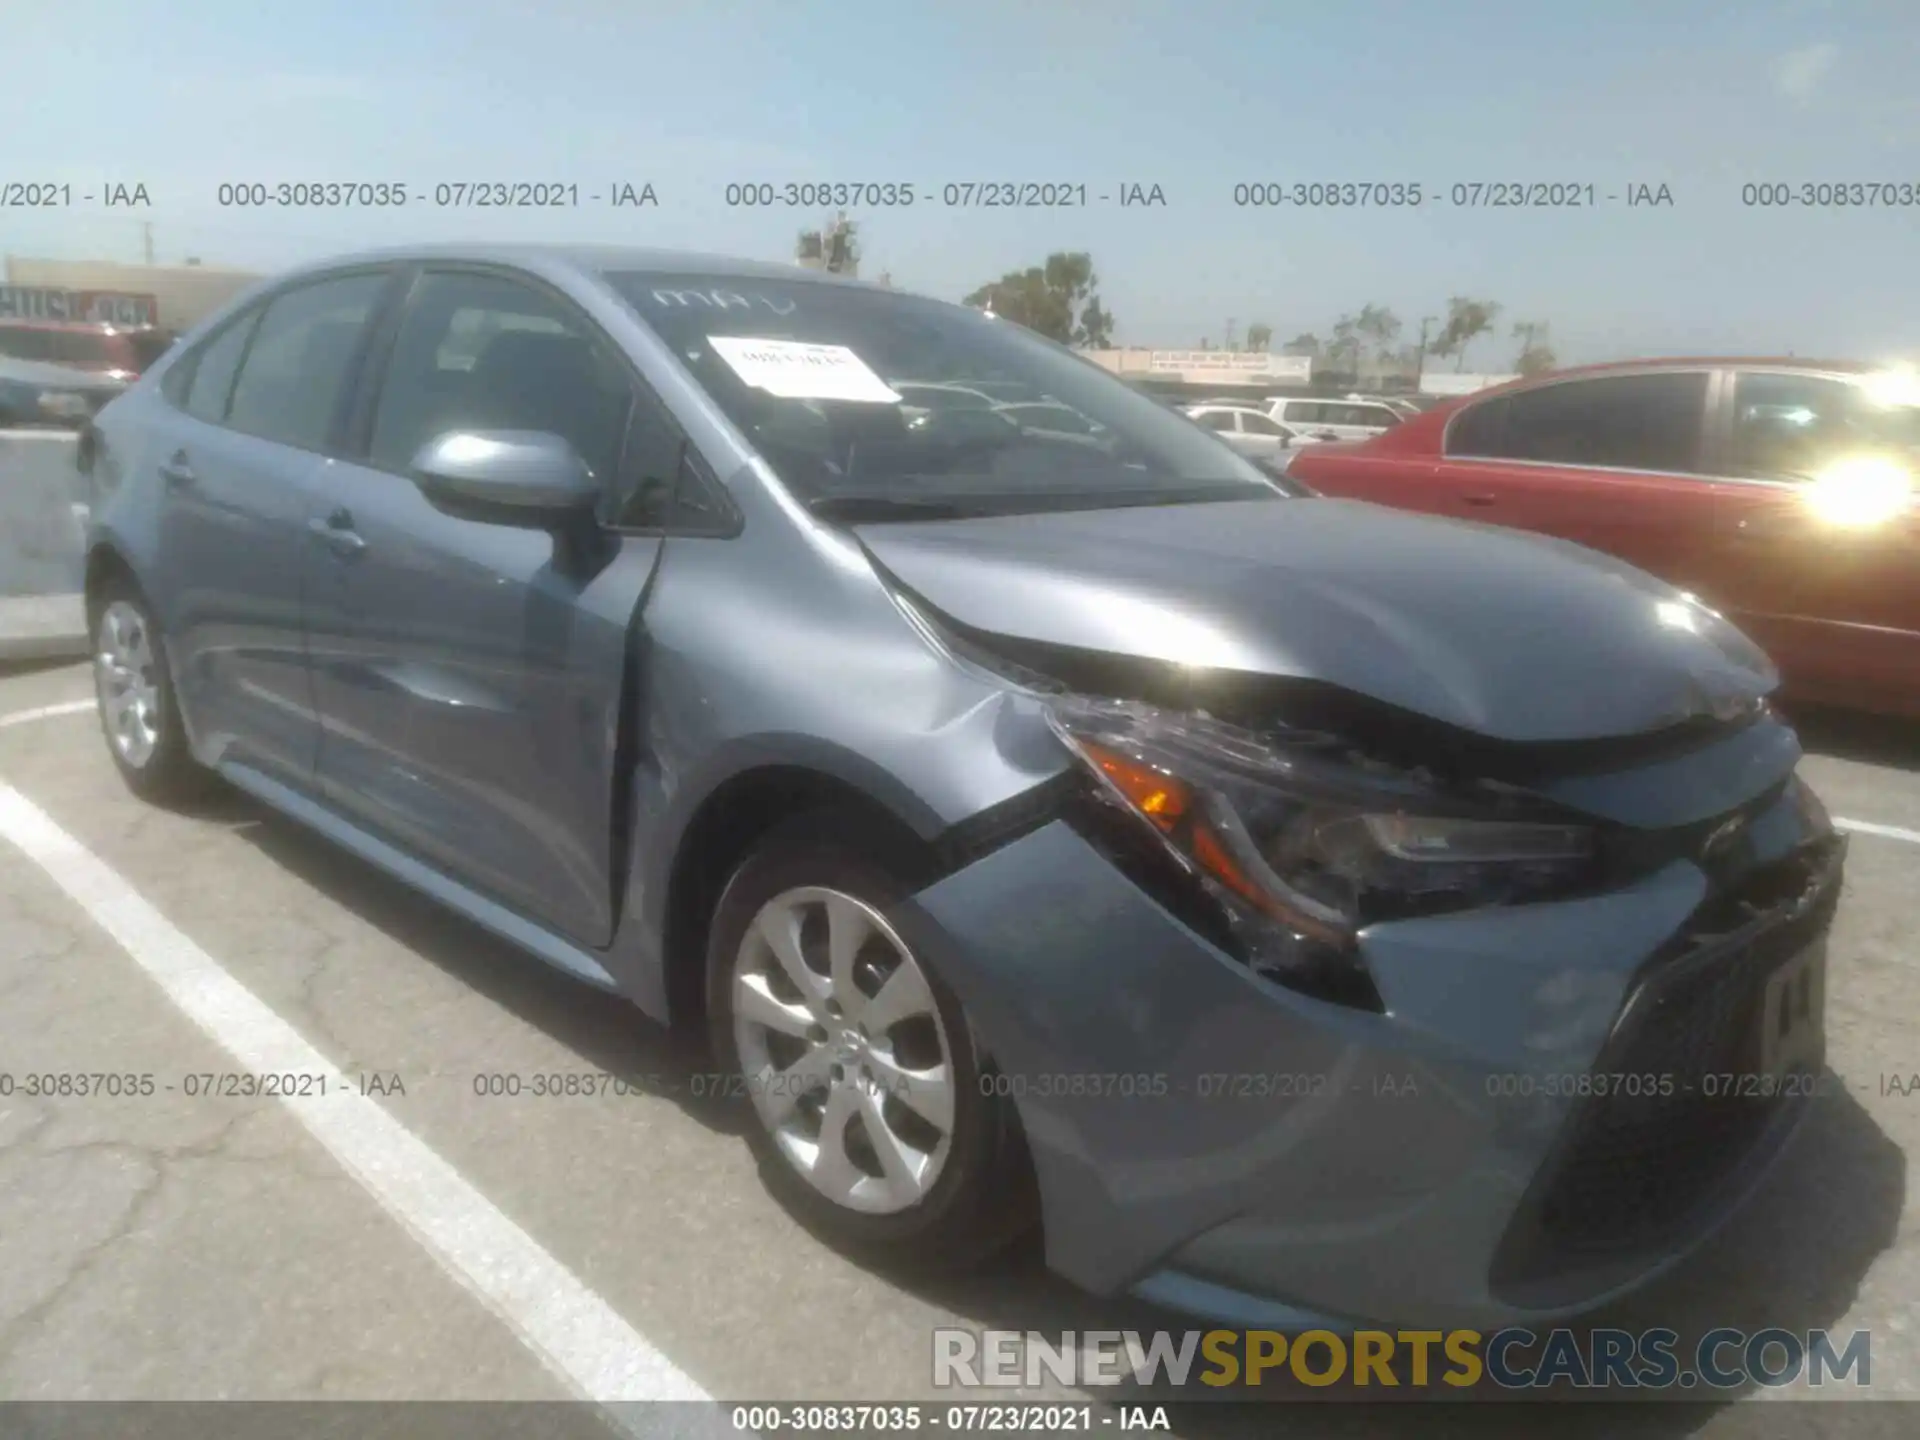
[892,731,1843,1331]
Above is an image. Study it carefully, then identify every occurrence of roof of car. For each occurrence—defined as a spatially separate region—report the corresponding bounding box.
[282,242,891,292]
[0,317,153,334]
[1516,356,1880,380]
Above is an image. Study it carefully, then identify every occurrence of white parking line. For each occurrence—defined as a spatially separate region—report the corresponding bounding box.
[1837,817,1920,847]
[0,698,95,729]
[0,781,712,1419]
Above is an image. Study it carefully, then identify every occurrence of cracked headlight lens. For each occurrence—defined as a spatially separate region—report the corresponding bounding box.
[1048,695,1596,985]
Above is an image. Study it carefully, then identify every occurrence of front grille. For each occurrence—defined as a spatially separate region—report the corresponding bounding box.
[1490,835,1843,1301]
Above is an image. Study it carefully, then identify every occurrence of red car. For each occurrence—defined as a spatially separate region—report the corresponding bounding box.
[0,318,172,380]
[1286,358,1920,718]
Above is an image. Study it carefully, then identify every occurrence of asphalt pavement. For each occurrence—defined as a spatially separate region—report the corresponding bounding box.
[0,657,1916,1439]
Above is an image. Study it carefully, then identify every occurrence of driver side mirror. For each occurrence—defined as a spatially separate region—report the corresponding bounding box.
[411,430,601,525]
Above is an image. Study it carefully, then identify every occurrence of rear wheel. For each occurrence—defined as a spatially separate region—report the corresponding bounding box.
[89,579,212,804]
[707,813,1037,1267]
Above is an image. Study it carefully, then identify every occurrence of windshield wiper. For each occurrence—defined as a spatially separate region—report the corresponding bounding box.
[807,494,985,523]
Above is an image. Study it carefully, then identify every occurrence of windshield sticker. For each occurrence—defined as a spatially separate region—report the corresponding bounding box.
[647,287,798,316]
[708,336,901,403]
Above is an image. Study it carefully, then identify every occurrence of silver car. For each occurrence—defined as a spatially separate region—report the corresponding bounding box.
[77,244,1839,1329]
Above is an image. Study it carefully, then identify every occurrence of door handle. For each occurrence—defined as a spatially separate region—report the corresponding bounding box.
[308,511,367,558]
[158,451,196,488]
[1461,493,1497,507]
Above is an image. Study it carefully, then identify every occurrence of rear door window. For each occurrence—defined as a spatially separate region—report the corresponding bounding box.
[226,273,389,450]
[1450,373,1710,471]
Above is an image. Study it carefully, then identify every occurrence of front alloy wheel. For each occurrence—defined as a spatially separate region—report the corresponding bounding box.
[707,812,1037,1267]
[732,886,957,1214]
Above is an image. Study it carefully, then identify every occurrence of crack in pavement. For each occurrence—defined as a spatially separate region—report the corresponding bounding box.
[0,1111,250,1366]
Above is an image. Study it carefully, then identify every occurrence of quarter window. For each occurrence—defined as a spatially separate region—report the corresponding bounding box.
[181,312,261,422]
[1448,372,1709,471]
[226,273,389,450]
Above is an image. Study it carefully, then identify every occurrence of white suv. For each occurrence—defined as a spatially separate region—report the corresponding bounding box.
[1266,397,1404,440]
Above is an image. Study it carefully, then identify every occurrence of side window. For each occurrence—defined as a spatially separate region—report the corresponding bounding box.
[1283,402,1318,424]
[1447,395,1508,456]
[1195,410,1235,432]
[181,312,261,422]
[1239,412,1286,435]
[369,270,632,484]
[227,274,388,449]
[1726,372,1908,481]
[1485,373,1708,471]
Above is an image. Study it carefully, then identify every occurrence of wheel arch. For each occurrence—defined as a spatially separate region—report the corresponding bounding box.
[657,756,944,1037]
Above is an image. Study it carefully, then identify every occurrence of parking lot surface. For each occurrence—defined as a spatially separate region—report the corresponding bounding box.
[0,658,1917,1438]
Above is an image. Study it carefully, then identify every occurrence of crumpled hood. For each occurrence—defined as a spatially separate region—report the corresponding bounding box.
[855,497,1778,744]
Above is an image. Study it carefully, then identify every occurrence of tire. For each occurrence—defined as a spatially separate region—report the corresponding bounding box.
[88,577,214,804]
[706,810,1038,1269]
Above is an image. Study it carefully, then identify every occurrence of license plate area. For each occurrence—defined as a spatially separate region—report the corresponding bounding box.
[1756,938,1827,1082]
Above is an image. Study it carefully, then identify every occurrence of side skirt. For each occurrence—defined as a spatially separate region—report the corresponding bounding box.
[219,761,623,994]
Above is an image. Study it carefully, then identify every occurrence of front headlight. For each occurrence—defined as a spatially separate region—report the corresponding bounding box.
[1048,695,1596,990]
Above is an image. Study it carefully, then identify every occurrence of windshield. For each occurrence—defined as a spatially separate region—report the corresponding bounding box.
[606,272,1296,515]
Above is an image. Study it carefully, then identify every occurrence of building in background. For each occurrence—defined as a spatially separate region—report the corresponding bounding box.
[1418,372,1519,397]
[3,257,262,331]
[1082,346,1314,403]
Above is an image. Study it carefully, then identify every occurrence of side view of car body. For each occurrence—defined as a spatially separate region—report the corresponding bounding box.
[1268,395,1404,440]
[1286,359,1920,717]
[0,353,128,428]
[79,247,1841,1331]
[1183,403,1306,460]
[0,318,170,382]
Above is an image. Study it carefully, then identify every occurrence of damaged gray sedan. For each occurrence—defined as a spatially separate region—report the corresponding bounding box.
[81,244,1842,1329]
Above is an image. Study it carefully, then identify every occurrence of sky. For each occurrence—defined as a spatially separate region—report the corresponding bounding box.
[5,0,1919,365]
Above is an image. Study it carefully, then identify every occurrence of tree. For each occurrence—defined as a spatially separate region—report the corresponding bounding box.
[1511,320,1556,376]
[796,212,860,274]
[963,251,1113,346]
[1282,332,1321,358]
[1246,321,1273,352]
[1076,294,1114,348]
[1431,297,1502,372]
[1355,304,1402,383]
[1327,314,1363,379]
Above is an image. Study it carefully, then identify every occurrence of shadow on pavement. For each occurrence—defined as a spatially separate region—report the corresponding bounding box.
[1785,702,1920,774]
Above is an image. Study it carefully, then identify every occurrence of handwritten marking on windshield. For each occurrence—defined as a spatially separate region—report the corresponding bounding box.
[648,288,798,316]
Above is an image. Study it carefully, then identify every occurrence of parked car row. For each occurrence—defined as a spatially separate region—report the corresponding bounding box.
[77,244,1843,1335]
